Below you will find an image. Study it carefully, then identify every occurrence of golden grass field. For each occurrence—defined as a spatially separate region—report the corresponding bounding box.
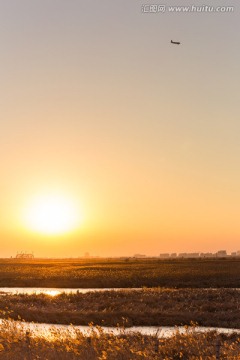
[0,257,240,288]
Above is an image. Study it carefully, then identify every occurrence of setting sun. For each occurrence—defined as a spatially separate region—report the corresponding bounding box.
[23,193,81,235]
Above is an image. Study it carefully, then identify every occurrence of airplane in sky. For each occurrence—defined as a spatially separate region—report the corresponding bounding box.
[171,40,181,45]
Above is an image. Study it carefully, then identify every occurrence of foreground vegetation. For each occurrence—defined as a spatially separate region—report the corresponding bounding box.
[0,319,240,359]
[1,258,240,288]
[1,288,239,328]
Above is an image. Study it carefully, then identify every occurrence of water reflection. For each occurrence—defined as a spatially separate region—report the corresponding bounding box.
[43,290,61,296]
[0,287,142,296]
[1,319,239,340]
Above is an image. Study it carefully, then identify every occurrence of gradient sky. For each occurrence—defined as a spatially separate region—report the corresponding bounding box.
[0,1,239,257]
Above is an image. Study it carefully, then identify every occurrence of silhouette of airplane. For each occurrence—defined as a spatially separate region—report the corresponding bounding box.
[171,40,180,45]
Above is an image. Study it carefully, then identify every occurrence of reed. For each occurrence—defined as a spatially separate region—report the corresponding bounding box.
[0,319,239,359]
[0,258,240,288]
[0,288,239,327]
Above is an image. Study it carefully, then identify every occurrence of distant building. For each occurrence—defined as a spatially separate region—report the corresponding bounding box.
[178,253,199,258]
[16,252,34,259]
[84,252,90,258]
[200,253,213,258]
[170,253,177,258]
[133,254,146,258]
[159,253,170,259]
[216,250,227,257]
[231,252,237,257]
[178,253,188,258]
[188,253,199,258]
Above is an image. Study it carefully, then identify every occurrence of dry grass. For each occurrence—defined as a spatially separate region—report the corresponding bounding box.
[0,259,239,358]
[0,288,240,327]
[0,320,239,359]
[0,258,240,288]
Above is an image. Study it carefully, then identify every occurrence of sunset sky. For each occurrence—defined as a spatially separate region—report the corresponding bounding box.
[0,1,239,257]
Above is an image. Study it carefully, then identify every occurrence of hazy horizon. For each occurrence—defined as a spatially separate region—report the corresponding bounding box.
[0,1,239,257]
[8,248,240,259]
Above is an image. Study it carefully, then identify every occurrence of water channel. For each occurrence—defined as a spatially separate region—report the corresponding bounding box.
[0,287,239,338]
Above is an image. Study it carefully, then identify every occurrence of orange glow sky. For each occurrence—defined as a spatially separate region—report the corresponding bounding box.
[0,1,239,257]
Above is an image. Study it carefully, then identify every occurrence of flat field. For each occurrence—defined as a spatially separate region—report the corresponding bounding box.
[0,258,239,288]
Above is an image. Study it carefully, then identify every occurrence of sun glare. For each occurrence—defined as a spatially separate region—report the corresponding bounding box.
[24,193,81,235]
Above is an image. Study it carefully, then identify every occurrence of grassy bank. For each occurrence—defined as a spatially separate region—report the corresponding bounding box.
[0,321,240,360]
[1,288,240,328]
[0,258,240,288]
[0,320,239,359]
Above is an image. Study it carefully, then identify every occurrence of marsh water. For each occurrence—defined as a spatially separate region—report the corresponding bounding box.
[1,287,239,338]
[0,287,143,296]
[1,319,239,339]
[0,287,238,296]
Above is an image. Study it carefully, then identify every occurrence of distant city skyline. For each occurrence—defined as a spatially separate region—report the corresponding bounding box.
[10,248,240,260]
